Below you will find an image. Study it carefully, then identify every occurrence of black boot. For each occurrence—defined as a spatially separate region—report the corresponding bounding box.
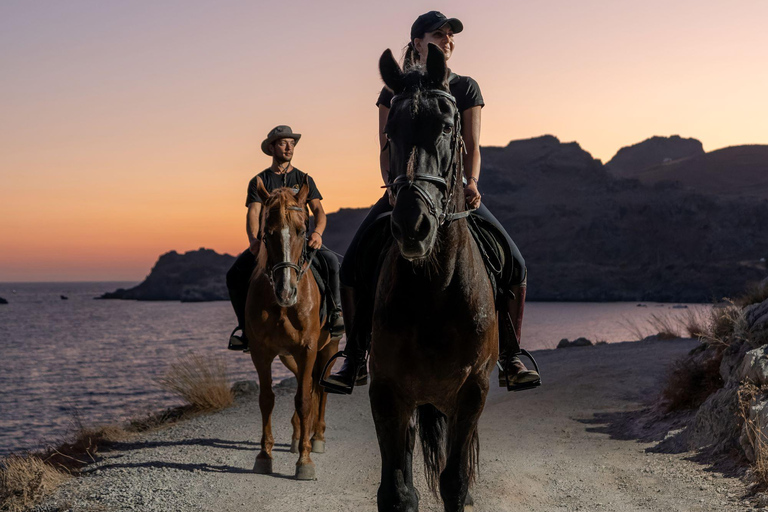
[327,309,345,338]
[498,273,540,391]
[321,285,369,394]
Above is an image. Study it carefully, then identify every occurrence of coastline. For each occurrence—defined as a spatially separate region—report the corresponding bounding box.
[31,339,753,512]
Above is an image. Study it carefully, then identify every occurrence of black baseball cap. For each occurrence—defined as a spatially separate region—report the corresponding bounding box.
[410,11,463,41]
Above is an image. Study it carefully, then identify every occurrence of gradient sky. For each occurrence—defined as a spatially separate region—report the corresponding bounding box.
[1,0,767,281]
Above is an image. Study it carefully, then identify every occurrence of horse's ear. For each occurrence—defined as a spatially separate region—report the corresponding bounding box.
[426,43,448,88]
[256,177,270,204]
[296,182,310,207]
[379,49,404,94]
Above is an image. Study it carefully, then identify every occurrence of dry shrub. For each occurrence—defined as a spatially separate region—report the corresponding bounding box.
[157,353,233,412]
[0,454,69,512]
[704,304,741,346]
[620,316,649,341]
[738,383,768,488]
[661,350,724,412]
[736,282,768,308]
[45,424,130,472]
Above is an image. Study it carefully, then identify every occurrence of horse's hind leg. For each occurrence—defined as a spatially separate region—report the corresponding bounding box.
[251,347,278,474]
[310,336,337,453]
[370,380,419,512]
[439,380,487,512]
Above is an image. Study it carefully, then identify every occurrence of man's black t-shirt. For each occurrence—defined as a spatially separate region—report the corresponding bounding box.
[245,167,323,206]
[376,72,484,113]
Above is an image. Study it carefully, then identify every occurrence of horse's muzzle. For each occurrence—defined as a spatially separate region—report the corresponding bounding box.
[391,191,438,260]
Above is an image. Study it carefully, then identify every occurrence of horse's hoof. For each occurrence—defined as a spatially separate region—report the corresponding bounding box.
[290,439,299,453]
[464,492,474,511]
[253,457,273,474]
[311,440,325,453]
[295,463,316,480]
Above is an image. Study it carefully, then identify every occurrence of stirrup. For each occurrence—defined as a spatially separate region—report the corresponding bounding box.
[319,351,364,395]
[228,327,248,352]
[497,349,541,392]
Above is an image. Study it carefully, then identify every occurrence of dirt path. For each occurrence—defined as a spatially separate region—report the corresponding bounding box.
[40,339,755,511]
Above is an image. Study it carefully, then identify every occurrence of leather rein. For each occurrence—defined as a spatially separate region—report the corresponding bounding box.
[383,88,475,226]
[260,205,317,286]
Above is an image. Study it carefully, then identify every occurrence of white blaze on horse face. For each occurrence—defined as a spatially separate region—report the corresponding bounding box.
[280,225,292,294]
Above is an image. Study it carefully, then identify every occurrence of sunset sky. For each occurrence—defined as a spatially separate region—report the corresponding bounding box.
[1,0,767,281]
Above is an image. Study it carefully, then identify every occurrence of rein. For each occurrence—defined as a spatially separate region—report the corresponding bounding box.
[262,205,317,286]
[383,88,476,226]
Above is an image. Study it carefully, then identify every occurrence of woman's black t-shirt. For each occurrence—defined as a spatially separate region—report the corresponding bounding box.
[376,72,484,112]
[245,168,322,206]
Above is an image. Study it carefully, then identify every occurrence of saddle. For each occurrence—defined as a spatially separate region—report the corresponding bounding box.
[354,213,509,304]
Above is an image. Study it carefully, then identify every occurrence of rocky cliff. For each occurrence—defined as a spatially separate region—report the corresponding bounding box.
[99,248,235,302]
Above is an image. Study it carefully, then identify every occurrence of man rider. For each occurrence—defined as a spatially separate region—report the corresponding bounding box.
[226,125,344,350]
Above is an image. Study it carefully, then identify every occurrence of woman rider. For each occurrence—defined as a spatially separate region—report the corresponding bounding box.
[324,11,539,393]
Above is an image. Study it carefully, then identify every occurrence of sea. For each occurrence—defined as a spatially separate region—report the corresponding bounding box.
[0,281,710,456]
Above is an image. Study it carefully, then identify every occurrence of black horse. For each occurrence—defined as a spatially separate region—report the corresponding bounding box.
[369,44,497,512]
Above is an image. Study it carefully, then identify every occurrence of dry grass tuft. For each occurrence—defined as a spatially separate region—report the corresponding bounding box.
[157,353,234,412]
[647,312,682,340]
[45,423,130,472]
[680,308,710,339]
[0,454,69,512]
[661,351,724,412]
[703,304,742,346]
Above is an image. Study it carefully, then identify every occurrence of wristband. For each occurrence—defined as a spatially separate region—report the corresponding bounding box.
[312,231,323,238]
[469,176,479,184]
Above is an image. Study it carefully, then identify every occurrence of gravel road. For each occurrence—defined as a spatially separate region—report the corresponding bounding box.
[36,339,756,511]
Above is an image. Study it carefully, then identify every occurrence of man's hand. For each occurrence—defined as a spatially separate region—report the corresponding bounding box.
[464,180,482,209]
[249,237,262,256]
[309,231,323,250]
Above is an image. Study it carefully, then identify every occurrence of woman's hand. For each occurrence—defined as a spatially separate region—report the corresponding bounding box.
[464,180,482,209]
[308,231,323,250]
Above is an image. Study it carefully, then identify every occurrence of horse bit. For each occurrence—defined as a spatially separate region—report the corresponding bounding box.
[261,205,317,286]
[383,88,475,226]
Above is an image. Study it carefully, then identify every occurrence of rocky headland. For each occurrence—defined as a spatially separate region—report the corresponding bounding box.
[99,248,234,302]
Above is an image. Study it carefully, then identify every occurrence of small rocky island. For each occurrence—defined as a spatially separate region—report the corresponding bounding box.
[99,248,235,302]
[0,297,8,305]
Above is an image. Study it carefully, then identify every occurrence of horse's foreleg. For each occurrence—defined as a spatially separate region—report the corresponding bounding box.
[440,380,487,512]
[370,379,419,512]
[251,347,277,474]
[293,347,318,480]
[310,337,337,453]
[279,355,302,453]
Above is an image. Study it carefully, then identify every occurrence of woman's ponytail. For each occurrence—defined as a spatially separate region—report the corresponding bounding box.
[402,41,420,70]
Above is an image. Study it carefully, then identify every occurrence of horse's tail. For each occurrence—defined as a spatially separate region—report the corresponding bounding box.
[417,404,480,496]
[417,404,447,495]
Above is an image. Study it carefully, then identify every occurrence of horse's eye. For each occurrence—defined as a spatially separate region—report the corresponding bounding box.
[443,124,453,134]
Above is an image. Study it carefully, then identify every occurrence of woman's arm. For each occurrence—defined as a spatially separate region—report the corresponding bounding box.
[379,105,390,185]
[461,106,482,208]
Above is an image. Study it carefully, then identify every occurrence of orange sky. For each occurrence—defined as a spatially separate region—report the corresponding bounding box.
[1,0,767,281]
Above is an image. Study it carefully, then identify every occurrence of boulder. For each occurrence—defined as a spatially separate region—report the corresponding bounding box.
[736,345,768,386]
[557,337,593,349]
[231,380,259,397]
[744,298,768,333]
[0,296,7,305]
[687,385,741,453]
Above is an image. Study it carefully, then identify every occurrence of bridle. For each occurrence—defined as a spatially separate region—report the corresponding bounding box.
[383,88,475,226]
[261,205,317,286]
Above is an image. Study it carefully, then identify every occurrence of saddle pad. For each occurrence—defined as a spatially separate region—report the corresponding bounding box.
[310,258,328,325]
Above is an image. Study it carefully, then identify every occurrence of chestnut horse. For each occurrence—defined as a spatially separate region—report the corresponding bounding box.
[245,181,339,480]
[369,45,497,512]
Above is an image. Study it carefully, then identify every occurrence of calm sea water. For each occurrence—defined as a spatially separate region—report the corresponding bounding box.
[0,281,709,456]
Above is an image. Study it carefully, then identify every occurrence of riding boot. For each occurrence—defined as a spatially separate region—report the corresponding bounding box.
[326,260,345,338]
[226,261,250,352]
[498,274,540,390]
[322,285,369,394]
